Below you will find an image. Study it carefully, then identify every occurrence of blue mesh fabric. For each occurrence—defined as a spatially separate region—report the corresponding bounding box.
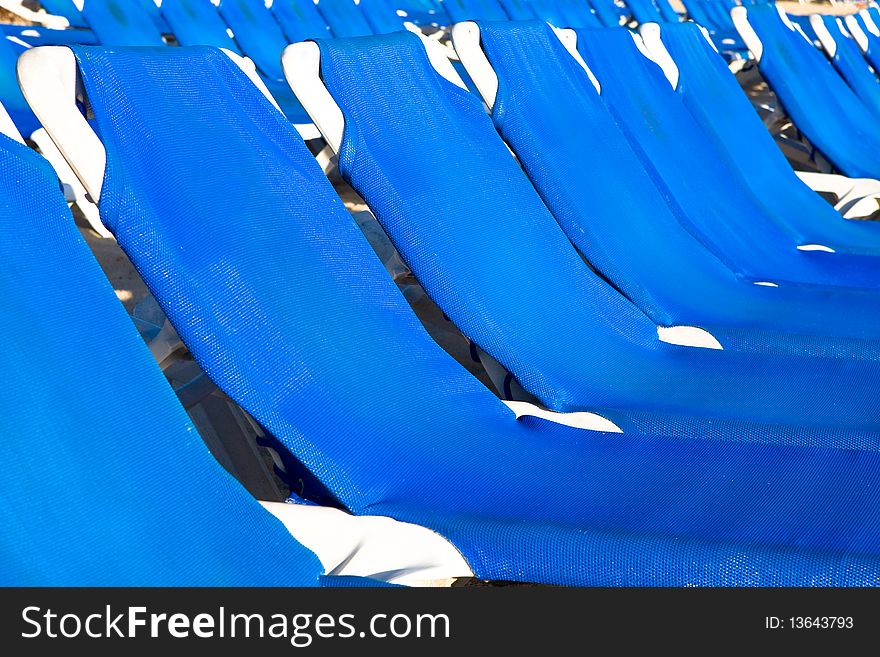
[818,15,880,116]
[359,0,408,34]
[314,32,880,439]
[271,0,335,41]
[475,21,880,359]
[161,0,242,53]
[81,0,166,46]
[217,0,291,79]
[0,38,40,136]
[787,13,820,44]
[315,0,375,37]
[192,0,312,123]
[654,0,680,22]
[575,26,880,290]
[625,0,663,23]
[852,12,880,73]
[0,133,322,585]
[660,22,880,256]
[587,0,622,26]
[136,0,172,33]
[498,0,537,20]
[65,45,880,585]
[746,3,880,178]
[443,0,509,22]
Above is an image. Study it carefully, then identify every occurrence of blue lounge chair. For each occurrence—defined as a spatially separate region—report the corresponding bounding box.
[587,0,625,26]
[24,43,880,586]
[284,31,880,440]
[845,10,880,74]
[443,0,509,22]
[450,20,880,361]
[0,112,323,586]
[732,3,880,179]
[810,14,880,118]
[0,36,39,135]
[648,21,880,256]
[498,0,537,20]
[271,0,335,41]
[359,0,411,33]
[573,26,880,290]
[315,0,375,37]
[37,0,87,26]
[159,0,316,131]
[81,0,165,46]
[534,0,603,28]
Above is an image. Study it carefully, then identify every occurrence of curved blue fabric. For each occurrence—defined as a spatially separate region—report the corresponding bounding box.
[40,0,87,26]
[626,0,663,24]
[498,0,537,20]
[0,38,40,136]
[552,0,603,28]
[575,26,880,291]
[0,132,322,586]
[271,0,334,41]
[747,3,880,178]
[81,0,166,46]
[189,0,312,124]
[443,0,509,22]
[474,20,880,360]
[161,0,242,53]
[217,0,290,79]
[313,31,880,440]
[135,0,172,33]
[817,15,880,117]
[587,0,623,26]
[659,21,880,256]
[787,13,820,46]
[67,43,880,586]
[852,12,880,74]
[654,0,679,23]
[315,0,375,37]
[359,0,408,34]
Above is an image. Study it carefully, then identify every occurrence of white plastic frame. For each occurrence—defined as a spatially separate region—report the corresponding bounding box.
[731,6,763,61]
[0,0,69,28]
[860,8,880,38]
[845,14,870,54]
[810,14,838,58]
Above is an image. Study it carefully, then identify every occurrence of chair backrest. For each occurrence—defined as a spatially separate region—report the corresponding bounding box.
[655,21,880,251]
[498,0,536,20]
[575,26,866,287]
[359,0,409,34]
[81,0,166,46]
[161,0,242,53]
[218,0,291,78]
[442,0,509,22]
[135,0,172,33]
[815,14,880,115]
[0,127,322,585]
[586,0,623,26]
[744,3,880,178]
[271,0,334,41]
[315,0,375,37]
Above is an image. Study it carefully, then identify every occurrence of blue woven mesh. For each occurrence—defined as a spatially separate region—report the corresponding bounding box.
[660,22,880,258]
[0,132,322,585]
[443,0,509,22]
[359,0,408,34]
[818,15,880,116]
[576,26,880,290]
[314,32,880,439]
[272,0,334,41]
[747,3,880,178]
[81,0,165,46]
[475,21,880,359]
[315,0,375,37]
[585,0,620,26]
[852,12,880,73]
[161,0,242,53]
[67,44,880,586]
[498,0,536,20]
